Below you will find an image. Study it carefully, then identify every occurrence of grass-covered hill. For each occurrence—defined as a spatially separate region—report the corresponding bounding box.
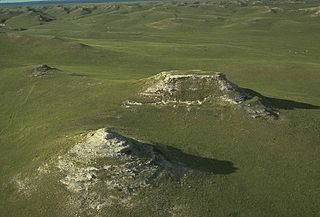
[0,1,319,217]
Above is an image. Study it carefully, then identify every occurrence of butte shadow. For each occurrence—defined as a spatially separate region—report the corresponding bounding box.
[109,130,238,175]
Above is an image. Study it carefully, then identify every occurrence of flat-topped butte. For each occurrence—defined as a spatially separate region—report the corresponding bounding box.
[124,70,279,119]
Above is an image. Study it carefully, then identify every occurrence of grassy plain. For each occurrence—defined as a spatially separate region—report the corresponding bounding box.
[0,1,320,216]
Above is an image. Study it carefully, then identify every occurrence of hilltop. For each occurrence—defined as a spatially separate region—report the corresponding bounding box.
[125,70,280,119]
[0,1,319,217]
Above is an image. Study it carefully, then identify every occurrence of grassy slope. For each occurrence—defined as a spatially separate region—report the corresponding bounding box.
[0,1,319,217]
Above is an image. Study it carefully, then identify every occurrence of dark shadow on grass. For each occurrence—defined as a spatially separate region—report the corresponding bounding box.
[108,129,237,175]
[243,88,320,110]
[155,144,238,174]
[264,97,320,110]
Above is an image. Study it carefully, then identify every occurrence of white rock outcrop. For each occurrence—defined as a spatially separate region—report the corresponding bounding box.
[123,70,279,119]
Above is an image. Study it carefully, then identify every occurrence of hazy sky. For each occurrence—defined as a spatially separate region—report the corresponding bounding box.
[1,0,47,2]
[0,0,65,3]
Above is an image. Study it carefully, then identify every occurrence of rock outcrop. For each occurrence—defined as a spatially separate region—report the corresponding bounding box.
[123,70,279,119]
[57,128,188,212]
[12,126,238,214]
[29,64,58,77]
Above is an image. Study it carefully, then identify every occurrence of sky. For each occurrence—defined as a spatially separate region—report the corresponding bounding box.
[0,0,58,3]
[0,0,87,3]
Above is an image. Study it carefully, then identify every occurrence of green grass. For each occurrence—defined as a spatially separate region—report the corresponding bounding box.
[0,1,320,217]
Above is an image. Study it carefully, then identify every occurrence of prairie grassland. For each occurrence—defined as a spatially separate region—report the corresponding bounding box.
[0,1,319,216]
